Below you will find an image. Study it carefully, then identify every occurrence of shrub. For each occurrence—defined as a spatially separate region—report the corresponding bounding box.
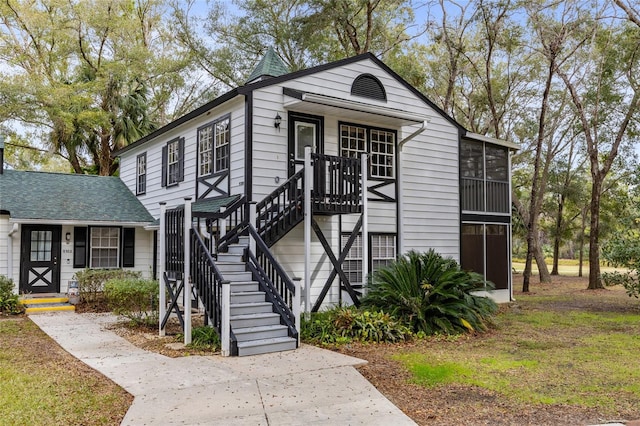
[189,326,221,350]
[74,269,141,303]
[362,249,498,335]
[602,231,640,298]
[104,278,158,326]
[302,305,412,345]
[0,275,24,315]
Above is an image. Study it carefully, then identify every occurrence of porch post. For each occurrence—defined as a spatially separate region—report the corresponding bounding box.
[221,280,231,356]
[158,202,166,336]
[361,154,369,296]
[304,146,313,317]
[218,206,227,254]
[293,277,301,345]
[183,197,192,345]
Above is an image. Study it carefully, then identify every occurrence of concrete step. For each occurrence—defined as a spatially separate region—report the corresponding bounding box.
[216,262,247,273]
[230,281,260,293]
[19,297,75,314]
[230,312,280,328]
[226,244,246,255]
[19,296,70,305]
[234,324,289,342]
[230,302,273,316]
[237,336,297,357]
[223,271,253,282]
[230,291,266,304]
[217,253,243,263]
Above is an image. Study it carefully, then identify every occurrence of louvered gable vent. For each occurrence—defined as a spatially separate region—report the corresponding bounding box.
[351,74,387,101]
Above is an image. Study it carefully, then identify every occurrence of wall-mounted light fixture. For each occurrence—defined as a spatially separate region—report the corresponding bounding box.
[274,113,282,130]
[65,232,71,243]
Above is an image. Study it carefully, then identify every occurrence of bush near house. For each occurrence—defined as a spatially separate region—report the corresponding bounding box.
[104,278,158,326]
[0,275,24,315]
[74,269,142,303]
[302,305,412,345]
[362,249,498,335]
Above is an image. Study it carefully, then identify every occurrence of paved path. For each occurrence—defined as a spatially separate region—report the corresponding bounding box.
[31,312,416,426]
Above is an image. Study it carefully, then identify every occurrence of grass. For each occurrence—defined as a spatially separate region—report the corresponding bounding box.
[511,259,626,276]
[0,316,131,425]
[393,277,640,415]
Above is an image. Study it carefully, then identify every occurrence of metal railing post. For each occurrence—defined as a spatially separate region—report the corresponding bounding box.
[221,280,231,356]
[159,202,166,337]
[183,197,192,345]
[219,206,227,252]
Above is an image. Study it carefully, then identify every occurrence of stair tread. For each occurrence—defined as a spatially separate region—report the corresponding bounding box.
[233,324,288,334]
[230,312,279,320]
[230,301,271,307]
[236,336,297,348]
[230,291,265,296]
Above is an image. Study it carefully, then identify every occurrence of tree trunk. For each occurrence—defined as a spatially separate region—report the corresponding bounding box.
[551,194,565,275]
[588,178,604,289]
[533,237,552,282]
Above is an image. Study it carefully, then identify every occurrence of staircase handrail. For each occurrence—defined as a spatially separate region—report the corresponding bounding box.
[191,226,238,354]
[213,196,249,252]
[246,224,297,339]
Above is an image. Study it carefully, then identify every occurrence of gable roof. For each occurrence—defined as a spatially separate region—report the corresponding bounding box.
[246,47,290,84]
[0,170,153,224]
[116,52,467,157]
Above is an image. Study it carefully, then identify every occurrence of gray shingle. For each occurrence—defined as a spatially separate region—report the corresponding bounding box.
[0,170,153,223]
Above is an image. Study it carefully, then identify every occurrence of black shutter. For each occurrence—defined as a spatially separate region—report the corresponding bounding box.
[122,228,135,267]
[178,137,185,182]
[73,227,87,268]
[161,145,167,187]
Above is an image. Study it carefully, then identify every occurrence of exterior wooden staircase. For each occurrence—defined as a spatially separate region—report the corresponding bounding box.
[217,237,296,356]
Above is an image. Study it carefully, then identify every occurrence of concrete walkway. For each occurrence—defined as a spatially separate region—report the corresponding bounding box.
[30,312,416,426]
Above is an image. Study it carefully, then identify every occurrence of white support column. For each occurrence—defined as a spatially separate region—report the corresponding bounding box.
[221,280,231,356]
[158,203,166,336]
[183,197,192,345]
[7,223,18,282]
[361,154,369,296]
[249,202,257,254]
[304,146,313,318]
[293,277,301,345]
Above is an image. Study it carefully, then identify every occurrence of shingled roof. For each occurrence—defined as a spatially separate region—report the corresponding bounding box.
[246,47,290,84]
[0,170,153,223]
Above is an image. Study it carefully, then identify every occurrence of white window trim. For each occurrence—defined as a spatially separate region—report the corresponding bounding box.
[214,117,230,172]
[89,227,120,269]
[167,140,180,186]
[198,126,213,177]
[136,153,146,195]
[339,123,396,179]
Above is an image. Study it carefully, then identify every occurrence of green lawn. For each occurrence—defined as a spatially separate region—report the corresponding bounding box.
[512,260,625,276]
[393,278,640,416]
[0,317,131,426]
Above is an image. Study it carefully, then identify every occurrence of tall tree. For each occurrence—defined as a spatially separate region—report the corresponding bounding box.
[0,0,193,174]
[553,3,640,289]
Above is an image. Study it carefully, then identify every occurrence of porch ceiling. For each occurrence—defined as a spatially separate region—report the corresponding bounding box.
[282,87,429,127]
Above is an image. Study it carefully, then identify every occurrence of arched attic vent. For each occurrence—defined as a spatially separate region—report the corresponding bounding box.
[350,73,387,101]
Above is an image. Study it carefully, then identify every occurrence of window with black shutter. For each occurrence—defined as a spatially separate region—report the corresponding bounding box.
[73,227,87,268]
[122,228,135,267]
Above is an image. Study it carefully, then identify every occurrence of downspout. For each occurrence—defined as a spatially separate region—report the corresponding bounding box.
[397,120,430,254]
[7,223,19,281]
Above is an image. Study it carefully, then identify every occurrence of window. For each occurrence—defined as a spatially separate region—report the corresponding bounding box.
[370,234,396,271]
[340,123,395,179]
[461,223,509,290]
[73,227,135,269]
[162,138,184,187]
[341,233,397,285]
[351,74,387,101]
[90,227,120,268]
[342,234,363,285]
[198,116,230,176]
[30,230,52,261]
[460,140,509,213]
[136,153,146,195]
[295,122,316,160]
[198,126,213,176]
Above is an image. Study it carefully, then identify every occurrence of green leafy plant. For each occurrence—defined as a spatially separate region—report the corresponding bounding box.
[602,230,640,298]
[0,275,24,315]
[362,249,498,335]
[302,305,412,345]
[104,278,158,326]
[74,269,141,303]
[188,326,220,350]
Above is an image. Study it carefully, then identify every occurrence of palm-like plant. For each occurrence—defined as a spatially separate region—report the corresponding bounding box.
[362,249,498,335]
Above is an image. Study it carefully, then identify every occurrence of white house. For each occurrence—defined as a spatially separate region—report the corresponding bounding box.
[112,51,517,355]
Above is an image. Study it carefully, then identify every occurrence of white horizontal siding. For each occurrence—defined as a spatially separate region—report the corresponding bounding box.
[119,97,245,219]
